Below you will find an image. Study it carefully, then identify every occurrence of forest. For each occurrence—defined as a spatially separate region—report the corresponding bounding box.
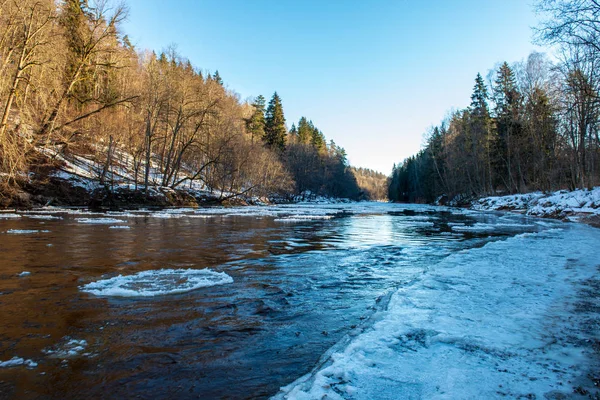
[0,0,388,206]
[389,0,600,204]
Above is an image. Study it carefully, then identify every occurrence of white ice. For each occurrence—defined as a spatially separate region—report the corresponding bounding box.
[0,357,37,368]
[276,224,600,399]
[0,213,21,219]
[43,338,88,359]
[75,218,126,224]
[80,268,233,297]
[5,229,49,234]
[26,215,63,220]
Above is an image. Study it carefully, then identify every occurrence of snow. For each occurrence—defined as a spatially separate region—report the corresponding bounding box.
[276,225,600,399]
[5,229,49,234]
[109,225,130,229]
[18,271,31,277]
[75,218,126,224]
[0,357,37,368]
[474,187,600,218]
[80,268,233,297]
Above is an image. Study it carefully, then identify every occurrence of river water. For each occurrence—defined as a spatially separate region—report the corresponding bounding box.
[0,203,556,399]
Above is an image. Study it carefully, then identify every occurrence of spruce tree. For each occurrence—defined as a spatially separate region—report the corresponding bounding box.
[297,117,312,144]
[470,73,490,118]
[311,127,325,150]
[264,92,287,151]
[492,62,522,192]
[247,95,266,143]
[468,73,492,194]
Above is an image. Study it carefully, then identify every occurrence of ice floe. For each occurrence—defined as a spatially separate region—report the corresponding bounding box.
[43,338,88,358]
[26,215,63,220]
[75,218,126,224]
[80,268,233,297]
[0,357,37,368]
[0,213,21,219]
[5,229,49,234]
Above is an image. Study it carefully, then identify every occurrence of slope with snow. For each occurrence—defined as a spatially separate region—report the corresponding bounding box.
[474,187,600,218]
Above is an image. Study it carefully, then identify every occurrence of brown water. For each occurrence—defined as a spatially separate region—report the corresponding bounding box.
[0,203,548,399]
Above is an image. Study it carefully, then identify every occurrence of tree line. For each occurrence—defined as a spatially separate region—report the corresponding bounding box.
[389,0,600,203]
[0,0,372,202]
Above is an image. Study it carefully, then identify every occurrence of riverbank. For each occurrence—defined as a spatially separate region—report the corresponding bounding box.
[0,168,352,210]
[471,187,600,227]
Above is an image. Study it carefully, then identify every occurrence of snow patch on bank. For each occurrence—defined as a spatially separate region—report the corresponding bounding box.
[276,225,600,399]
[81,268,233,297]
[474,187,600,218]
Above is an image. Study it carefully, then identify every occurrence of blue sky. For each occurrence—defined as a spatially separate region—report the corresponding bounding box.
[122,0,544,174]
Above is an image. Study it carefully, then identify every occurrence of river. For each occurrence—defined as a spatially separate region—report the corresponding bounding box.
[0,203,563,398]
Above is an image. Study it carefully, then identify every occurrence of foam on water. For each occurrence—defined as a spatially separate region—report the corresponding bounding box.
[81,268,233,297]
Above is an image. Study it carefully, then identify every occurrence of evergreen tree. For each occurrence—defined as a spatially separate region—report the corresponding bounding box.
[311,127,325,150]
[213,70,223,85]
[493,62,523,192]
[247,95,266,143]
[470,73,490,118]
[264,92,287,151]
[469,73,493,194]
[297,116,312,144]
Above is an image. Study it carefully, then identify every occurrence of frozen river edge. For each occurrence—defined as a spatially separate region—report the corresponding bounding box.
[275,225,600,399]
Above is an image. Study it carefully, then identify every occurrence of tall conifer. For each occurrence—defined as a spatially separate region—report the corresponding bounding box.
[264,92,287,151]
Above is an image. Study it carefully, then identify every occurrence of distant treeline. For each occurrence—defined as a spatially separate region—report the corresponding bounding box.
[389,0,600,203]
[0,0,378,202]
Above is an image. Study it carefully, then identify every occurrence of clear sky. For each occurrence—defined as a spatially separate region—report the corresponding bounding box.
[121,0,544,175]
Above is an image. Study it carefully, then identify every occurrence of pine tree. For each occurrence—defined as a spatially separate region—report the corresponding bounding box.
[247,95,266,144]
[264,92,287,151]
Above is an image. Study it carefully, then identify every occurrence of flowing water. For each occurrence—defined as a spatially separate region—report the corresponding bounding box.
[0,203,558,399]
